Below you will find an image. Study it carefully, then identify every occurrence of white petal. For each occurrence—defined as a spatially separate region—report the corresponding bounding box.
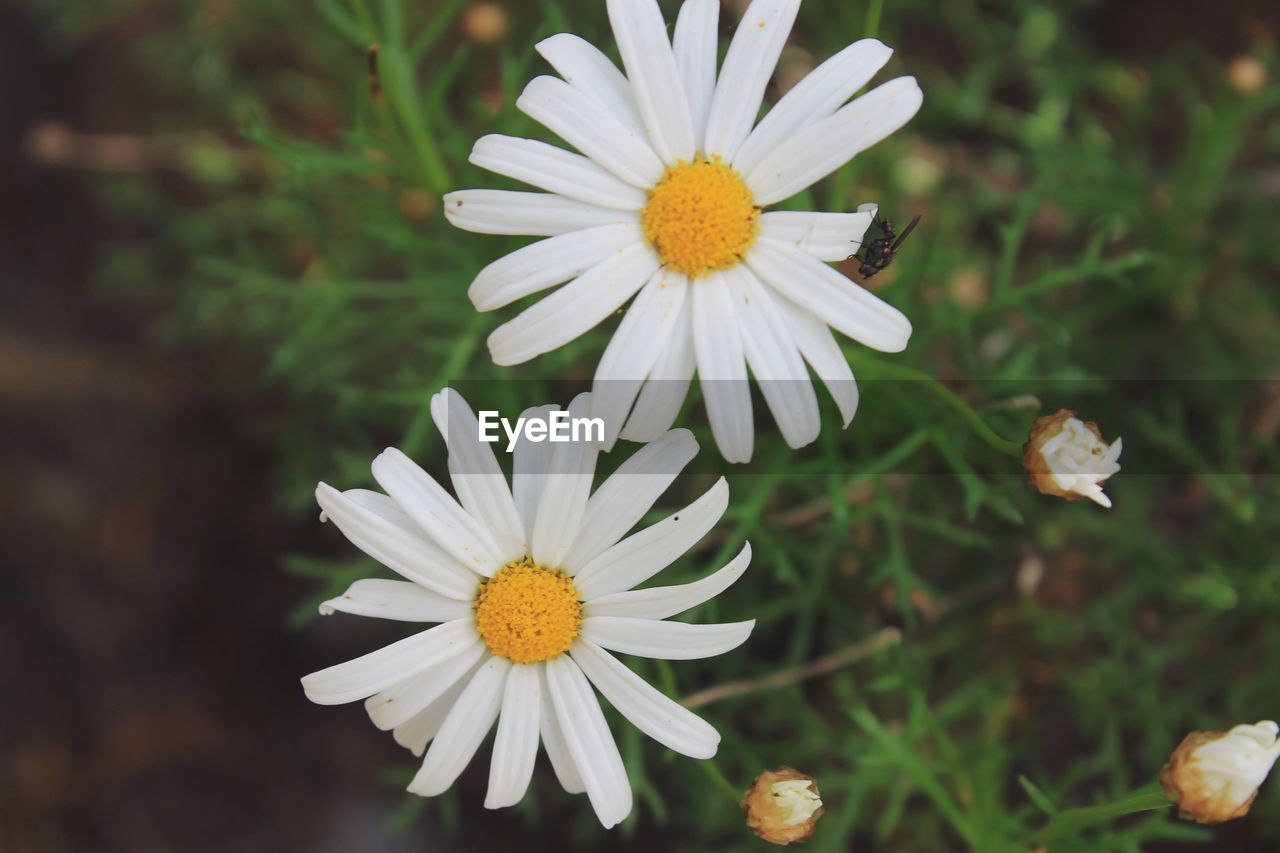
[370,448,507,574]
[702,0,800,161]
[444,189,634,237]
[573,477,729,599]
[607,0,696,165]
[544,656,633,828]
[468,224,643,312]
[470,134,648,210]
[535,33,645,134]
[408,657,511,797]
[672,0,719,147]
[692,272,754,463]
[530,392,600,569]
[581,616,755,660]
[726,267,821,449]
[586,542,752,620]
[539,664,586,794]
[571,638,719,759]
[746,76,924,205]
[315,483,478,600]
[560,428,699,571]
[319,578,472,623]
[772,293,859,426]
[747,241,912,352]
[732,38,894,175]
[301,618,478,706]
[393,659,483,757]
[757,210,875,262]
[619,299,697,443]
[511,404,559,538]
[517,76,664,189]
[365,639,487,730]
[336,488,416,526]
[590,269,688,448]
[487,241,660,366]
[485,664,542,809]
[430,388,525,567]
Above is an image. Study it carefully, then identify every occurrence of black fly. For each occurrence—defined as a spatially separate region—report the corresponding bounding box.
[849,213,921,280]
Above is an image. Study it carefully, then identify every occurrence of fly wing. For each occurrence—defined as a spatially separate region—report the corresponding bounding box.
[889,215,921,252]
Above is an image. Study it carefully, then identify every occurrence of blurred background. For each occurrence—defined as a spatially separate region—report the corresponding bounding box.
[2,0,1277,850]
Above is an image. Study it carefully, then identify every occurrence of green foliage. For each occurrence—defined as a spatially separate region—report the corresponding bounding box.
[41,0,1280,848]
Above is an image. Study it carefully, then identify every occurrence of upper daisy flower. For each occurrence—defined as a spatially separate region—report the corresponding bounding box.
[301,388,754,828]
[446,0,923,462]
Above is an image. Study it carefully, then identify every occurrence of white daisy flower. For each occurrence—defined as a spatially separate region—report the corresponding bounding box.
[446,0,923,462]
[301,388,754,829]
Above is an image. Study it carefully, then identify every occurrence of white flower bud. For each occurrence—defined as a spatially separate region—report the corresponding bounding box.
[1023,409,1122,508]
[1161,720,1280,824]
[742,767,824,845]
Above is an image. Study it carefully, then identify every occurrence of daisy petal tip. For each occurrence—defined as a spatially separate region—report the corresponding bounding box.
[369,447,400,475]
[533,32,572,57]
[690,737,721,761]
[486,330,528,368]
[783,421,822,450]
[880,313,914,353]
[441,192,464,220]
[299,682,342,707]
[665,427,699,455]
[709,475,731,503]
[467,280,501,312]
[407,766,452,798]
[483,793,514,811]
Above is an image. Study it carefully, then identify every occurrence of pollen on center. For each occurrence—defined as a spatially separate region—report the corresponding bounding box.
[642,155,760,278]
[473,557,582,664]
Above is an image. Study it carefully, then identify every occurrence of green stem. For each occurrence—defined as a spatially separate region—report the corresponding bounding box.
[400,313,485,454]
[380,46,452,192]
[1039,785,1171,842]
[851,707,981,847]
[863,0,885,39]
[852,356,1025,456]
[700,760,742,805]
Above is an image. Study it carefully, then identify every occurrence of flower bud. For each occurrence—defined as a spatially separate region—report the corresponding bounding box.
[741,766,824,845]
[461,3,509,46]
[1022,409,1122,508]
[1227,56,1266,94]
[1160,720,1280,824]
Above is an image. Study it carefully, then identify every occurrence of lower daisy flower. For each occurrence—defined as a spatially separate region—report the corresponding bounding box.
[301,388,754,828]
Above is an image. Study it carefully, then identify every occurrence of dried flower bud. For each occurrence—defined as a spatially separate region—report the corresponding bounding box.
[742,767,824,845]
[1227,56,1267,94]
[1023,409,1122,508]
[461,3,509,46]
[1161,721,1280,824]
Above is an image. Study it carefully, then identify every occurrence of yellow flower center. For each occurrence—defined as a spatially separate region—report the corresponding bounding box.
[642,156,760,278]
[473,558,582,664]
